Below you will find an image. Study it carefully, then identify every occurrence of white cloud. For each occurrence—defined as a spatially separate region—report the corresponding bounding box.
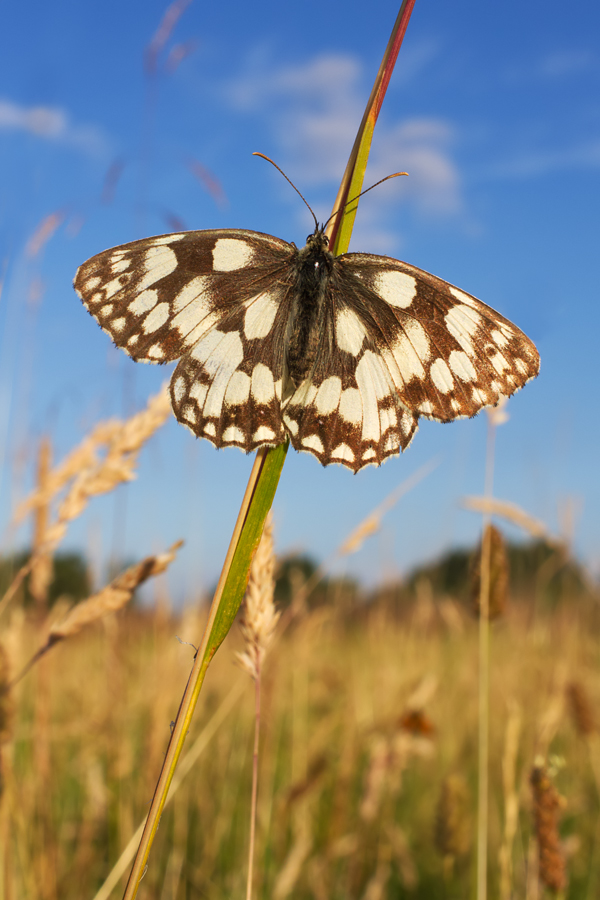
[0,98,110,156]
[224,52,464,231]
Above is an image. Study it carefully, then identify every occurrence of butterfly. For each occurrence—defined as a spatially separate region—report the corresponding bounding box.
[74,222,539,472]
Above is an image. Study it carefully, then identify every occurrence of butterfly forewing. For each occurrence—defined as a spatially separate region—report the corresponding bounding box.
[336,253,540,423]
[74,229,293,363]
[75,226,540,472]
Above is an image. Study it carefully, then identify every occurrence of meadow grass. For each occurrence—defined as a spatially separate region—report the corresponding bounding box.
[2,571,599,899]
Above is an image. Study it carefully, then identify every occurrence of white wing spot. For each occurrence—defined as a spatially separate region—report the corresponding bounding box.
[356,351,390,441]
[213,238,254,272]
[182,404,197,425]
[251,363,275,403]
[202,334,245,417]
[419,400,434,415]
[449,286,478,309]
[224,370,251,406]
[404,319,431,363]
[472,387,489,405]
[331,443,354,463]
[149,234,186,245]
[448,350,477,382]
[129,289,158,315]
[88,292,103,306]
[86,276,101,289]
[373,270,417,308]
[244,292,278,340]
[143,302,170,333]
[147,344,165,360]
[490,351,510,375]
[173,376,186,403]
[445,305,481,352]
[302,434,324,454]
[181,312,220,348]
[223,426,245,444]
[339,388,362,425]
[111,317,126,333]
[103,277,125,300]
[204,423,216,436]
[102,303,114,316]
[283,415,299,436]
[315,376,342,415]
[379,406,398,432]
[515,358,528,375]
[362,448,376,461]
[189,382,208,407]
[253,426,276,442]
[492,329,510,349]
[430,358,454,394]
[138,246,178,290]
[172,276,212,313]
[335,308,366,356]
[111,258,131,274]
[127,334,139,347]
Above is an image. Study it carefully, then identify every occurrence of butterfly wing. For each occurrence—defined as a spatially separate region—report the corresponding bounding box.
[75,229,298,451]
[281,251,539,472]
[74,229,295,362]
[334,252,540,423]
[282,314,419,471]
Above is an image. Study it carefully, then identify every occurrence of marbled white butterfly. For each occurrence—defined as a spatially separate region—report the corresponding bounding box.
[74,214,539,472]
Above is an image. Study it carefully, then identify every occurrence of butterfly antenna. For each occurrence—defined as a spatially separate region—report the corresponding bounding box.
[253,152,319,230]
[323,172,409,230]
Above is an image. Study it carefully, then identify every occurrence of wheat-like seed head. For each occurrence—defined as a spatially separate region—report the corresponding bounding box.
[17,387,172,552]
[237,513,279,681]
[48,541,183,642]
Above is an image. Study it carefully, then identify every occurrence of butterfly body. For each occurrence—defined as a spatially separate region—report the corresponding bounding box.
[75,225,539,472]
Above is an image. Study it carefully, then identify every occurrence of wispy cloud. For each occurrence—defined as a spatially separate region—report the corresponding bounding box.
[223,51,463,243]
[503,48,597,85]
[480,139,600,181]
[0,98,110,156]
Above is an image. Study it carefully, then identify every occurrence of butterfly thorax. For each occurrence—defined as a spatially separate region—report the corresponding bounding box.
[286,228,334,386]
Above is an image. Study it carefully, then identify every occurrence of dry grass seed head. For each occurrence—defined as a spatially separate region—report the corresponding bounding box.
[237,513,279,680]
[566,681,595,737]
[530,764,567,893]
[49,540,183,642]
[471,524,509,620]
[435,774,471,860]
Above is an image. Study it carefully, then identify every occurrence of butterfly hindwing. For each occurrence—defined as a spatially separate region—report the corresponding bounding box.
[282,297,419,470]
[170,287,293,452]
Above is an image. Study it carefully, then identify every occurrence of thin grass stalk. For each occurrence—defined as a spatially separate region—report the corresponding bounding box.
[247,663,261,900]
[121,7,417,894]
[477,416,497,900]
[121,446,277,899]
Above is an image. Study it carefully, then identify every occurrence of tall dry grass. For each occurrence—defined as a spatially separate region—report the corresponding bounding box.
[2,581,599,898]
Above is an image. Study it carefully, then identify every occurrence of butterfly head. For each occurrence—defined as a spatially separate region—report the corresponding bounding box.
[304,223,330,252]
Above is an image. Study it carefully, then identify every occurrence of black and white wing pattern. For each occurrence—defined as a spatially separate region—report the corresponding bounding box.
[74,226,540,472]
[75,229,296,451]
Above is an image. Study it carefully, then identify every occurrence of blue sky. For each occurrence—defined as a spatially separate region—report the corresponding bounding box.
[1,0,599,597]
